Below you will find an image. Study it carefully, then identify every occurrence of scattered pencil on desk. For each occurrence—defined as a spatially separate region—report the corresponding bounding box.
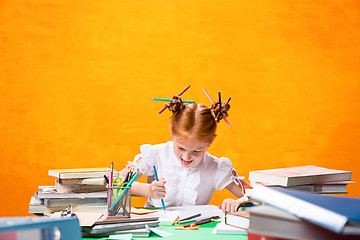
[172,216,179,225]
[184,216,221,228]
[174,225,200,230]
[177,213,201,224]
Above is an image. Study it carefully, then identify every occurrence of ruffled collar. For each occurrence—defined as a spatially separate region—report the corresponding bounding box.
[167,141,201,206]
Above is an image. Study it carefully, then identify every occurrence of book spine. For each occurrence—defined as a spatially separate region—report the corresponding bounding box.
[251,184,348,233]
[249,172,288,186]
[247,231,291,240]
[288,173,352,186]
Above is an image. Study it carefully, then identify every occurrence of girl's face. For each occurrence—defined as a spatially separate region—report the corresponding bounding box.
[172,134,213,168]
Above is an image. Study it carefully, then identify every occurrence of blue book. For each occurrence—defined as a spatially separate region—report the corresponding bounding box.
[0,217,81,240]
[251,184,360,235]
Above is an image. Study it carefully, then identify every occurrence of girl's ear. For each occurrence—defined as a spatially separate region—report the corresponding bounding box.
[208,134,217,147]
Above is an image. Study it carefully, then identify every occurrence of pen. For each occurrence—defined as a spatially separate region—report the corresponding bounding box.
[177,213,201,223]
[184,216,220,228]
[109,172,139,212]
[109,162,114,188]
[103,175,109,185]
[152,166,166,211]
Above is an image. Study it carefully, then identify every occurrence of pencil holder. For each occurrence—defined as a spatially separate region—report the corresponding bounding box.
[107,186,131,218]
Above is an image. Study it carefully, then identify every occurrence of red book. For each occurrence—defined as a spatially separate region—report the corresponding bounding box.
[248,231,289,240]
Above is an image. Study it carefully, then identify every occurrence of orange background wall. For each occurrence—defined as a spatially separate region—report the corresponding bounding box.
[1,0,360,217]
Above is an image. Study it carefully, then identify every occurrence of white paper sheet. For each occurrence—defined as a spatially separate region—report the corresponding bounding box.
[145,224,173,237]
[108,234,133,240]
[147,205,224,222]
[212,218,247,235]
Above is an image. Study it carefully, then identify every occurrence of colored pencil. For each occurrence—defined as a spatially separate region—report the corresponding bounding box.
[177,213,201,223]
[218,91,222,111]
[103,175,109,185]
[178,85,191,96]
[202,88,214,104]
[172,216,180,225]
[159,85,191,113]
[152,98,194,103]
[109,172,139,212]
[226,97,231,104]
[153,166,166,211]
[224,118,232,128]
[159,105,168,114]
[202,88,232,128]
[110,162,113,187]
[183,216,220,228]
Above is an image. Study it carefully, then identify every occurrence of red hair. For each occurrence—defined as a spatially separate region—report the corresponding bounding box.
[170,103,217,142]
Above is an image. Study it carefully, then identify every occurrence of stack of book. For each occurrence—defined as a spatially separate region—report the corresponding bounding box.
[248,165,353,194]
[212,211,249,235]
[29,168,119,215]
[248,184,360,240]
[81,214,160,238]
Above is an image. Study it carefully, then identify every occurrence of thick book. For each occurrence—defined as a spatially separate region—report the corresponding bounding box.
[55,179,106,193]
[48,167,119,179]
[247,230,292,240]
[256,181,352,194]
[37,186,107,199]
[93,215,159,226]
[113,228,150,237]
[225,211,250,229]
[82,228,150,238]
[248,205,360,240]
[251,184,360,235]
[28,194,107,214]
[0,217,81,240]
[44,197,107,207]
[89,220,160,234]
[212,218,247,235]
[59,178,107,185]
[249,165,351,187]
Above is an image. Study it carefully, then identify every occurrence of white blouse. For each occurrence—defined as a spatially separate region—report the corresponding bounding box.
[133,141,244,208]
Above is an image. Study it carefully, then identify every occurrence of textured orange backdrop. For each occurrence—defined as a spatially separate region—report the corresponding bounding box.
[1,0,360,216]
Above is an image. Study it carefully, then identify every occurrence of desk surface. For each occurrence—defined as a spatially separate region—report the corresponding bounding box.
[82,221,248,240]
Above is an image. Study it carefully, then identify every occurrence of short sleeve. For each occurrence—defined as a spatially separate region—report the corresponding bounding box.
[214,157,245,190]
[135,144,157,176]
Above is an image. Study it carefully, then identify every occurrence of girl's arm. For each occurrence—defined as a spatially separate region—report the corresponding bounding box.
[131,179,166,199]
[120,163,166,199]
[221,179,250,213]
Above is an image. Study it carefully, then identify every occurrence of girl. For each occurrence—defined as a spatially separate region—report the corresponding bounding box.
[121,93,249,213]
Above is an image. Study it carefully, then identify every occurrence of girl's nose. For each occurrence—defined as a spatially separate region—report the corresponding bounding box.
[183,152,191,161]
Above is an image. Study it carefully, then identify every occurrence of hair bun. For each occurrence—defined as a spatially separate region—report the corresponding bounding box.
[167,95,185,115]
[211,100,230,122]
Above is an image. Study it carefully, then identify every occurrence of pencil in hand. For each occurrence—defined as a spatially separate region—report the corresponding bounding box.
[152,166,166,211]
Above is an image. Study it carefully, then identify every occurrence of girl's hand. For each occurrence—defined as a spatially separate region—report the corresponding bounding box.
[220,196,248,213]
[149,177,166,199]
